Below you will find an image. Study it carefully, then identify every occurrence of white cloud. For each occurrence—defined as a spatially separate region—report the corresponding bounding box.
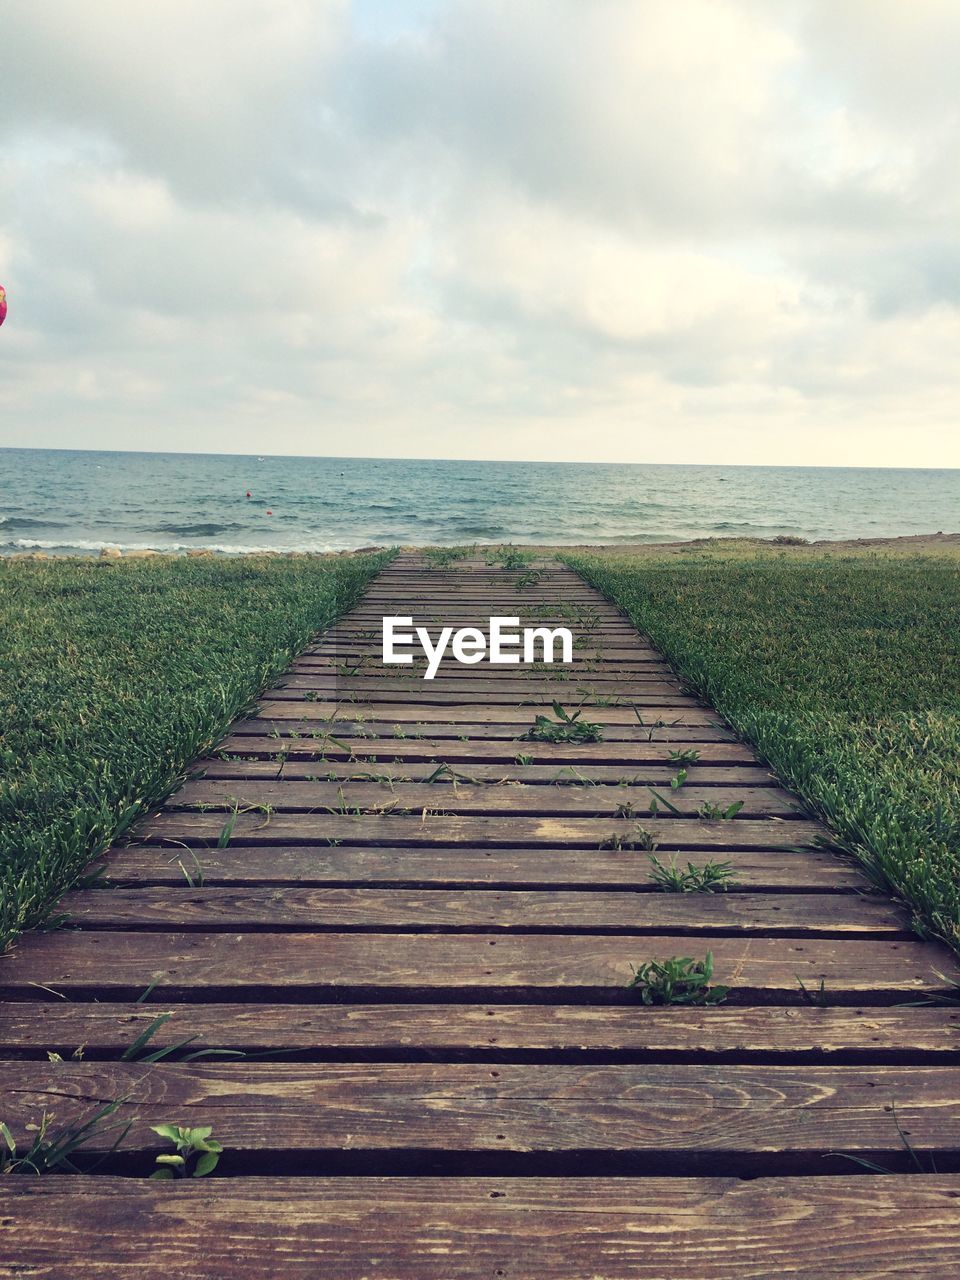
[0,0,958,465]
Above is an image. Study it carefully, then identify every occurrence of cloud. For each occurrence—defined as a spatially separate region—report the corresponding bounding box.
[0,0,958,465]
[0,1,349,204]
[346,0,799,230]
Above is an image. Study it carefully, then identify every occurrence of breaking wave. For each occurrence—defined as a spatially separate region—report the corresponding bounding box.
[4,537,350,555]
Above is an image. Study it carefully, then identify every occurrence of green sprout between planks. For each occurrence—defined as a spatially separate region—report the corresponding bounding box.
[485,546,536,571]
[0,1102,133,1176]
[648,855,737,893]
[627,953,730,1005]
[151,1125,224,1179]
[521,702,604,744]
[423,546,471,569]
[1,1009,233,1176]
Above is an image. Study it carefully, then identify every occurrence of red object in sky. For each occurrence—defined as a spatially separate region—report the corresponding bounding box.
[0,285,7,327]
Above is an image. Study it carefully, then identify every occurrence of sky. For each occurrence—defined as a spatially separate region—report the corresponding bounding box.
[1,0,959,467]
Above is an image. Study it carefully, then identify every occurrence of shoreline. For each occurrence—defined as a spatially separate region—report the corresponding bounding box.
[3,530,959,562]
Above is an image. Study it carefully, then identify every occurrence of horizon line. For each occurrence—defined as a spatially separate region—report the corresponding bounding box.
[1,444,958,473]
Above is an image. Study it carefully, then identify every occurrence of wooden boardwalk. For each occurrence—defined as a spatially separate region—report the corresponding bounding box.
[2,554,960,1278]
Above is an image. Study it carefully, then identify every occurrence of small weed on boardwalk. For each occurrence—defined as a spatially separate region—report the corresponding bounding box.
[599,825,658,852]
[423,546,471,569]
[697,799,745,820]
[0,1101,133,1176]
[151,1125,223,1179]
[522,702,604,744]
[485,546,536,571]
[648,855,737,893]
[627,952,729,1005]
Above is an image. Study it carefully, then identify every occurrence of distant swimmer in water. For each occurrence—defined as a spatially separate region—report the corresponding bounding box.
[246,491,252,498]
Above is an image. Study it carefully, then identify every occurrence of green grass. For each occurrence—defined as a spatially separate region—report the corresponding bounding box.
[0,551,391,951]
[0,1099,133,1176]
[647,855,737,893]
[484,545,536,571]
[521,702,604,744]
[566,552,960,952]
[627,952,729,1005]
[150,1124,223,1179]
[422,545,472,569]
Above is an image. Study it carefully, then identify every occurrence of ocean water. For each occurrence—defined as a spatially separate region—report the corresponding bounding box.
[1,449,958,554]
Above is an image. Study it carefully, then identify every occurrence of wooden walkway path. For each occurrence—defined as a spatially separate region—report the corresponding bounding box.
[2,554,960,1277]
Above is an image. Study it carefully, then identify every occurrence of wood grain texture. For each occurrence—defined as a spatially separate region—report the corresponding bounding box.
[14,1174,960,1280]
[293,656,679,676]
[3,1061,960,1160]
[89,844,863,890]
[216,733,755,760]
[1,931,954,1000]
[255,700,717,724]
[169,778,802,817]
[56,887,906,936]
[230,718,737,741]
[279,674,687,694]
[4,1002,958,1059]
[197,757,778,784]
[266,685,698,705]
[130,812,824,848]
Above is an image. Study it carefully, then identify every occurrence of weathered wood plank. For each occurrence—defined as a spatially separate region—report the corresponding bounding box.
[169,780,802,817]
[364,577,598,586]
[266,686,698,706]
[292,661,678,678]
[303,627,644,639]
[130,812,823,849]
[299,649,663,664]
[326,616,638,629]
[197,757,778,785]
[353,593,613,604]
[4,1002,956,1059]
[307,647,674,665]
[1,932,953,1000]
[218,733,753,760]
[312,650,665,670]
[231,719,737,742]
[327,631,642,646]
[282,672,683,690]
[286,667,681,684]
[57,888,904,937]
[3,1062,960,1161]
[11,1173,958,1280]
[255,701,717,725]
[352,603,609,611]
[327,599,626,608]
[90,844,861,890]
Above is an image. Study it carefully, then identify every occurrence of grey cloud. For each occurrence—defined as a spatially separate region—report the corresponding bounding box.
[0,0,958,464]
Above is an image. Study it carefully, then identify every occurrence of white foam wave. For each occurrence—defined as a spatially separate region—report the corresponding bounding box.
[5,537,353,554]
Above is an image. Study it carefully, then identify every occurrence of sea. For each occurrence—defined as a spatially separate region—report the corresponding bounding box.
[1,449,958,555]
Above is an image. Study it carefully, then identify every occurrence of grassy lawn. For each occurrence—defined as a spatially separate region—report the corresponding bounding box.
[0,551,391,951]
[565,548,960,954]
